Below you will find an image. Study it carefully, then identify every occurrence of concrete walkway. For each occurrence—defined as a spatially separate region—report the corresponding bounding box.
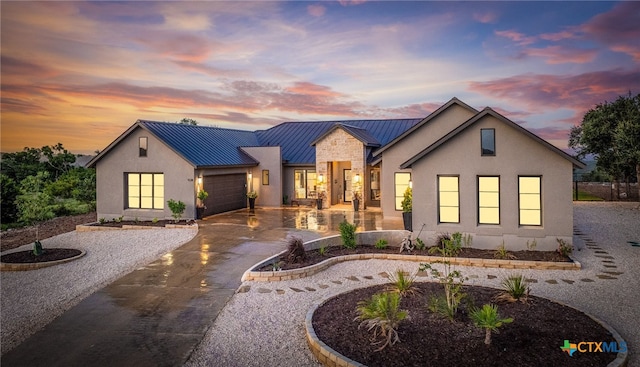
[1,208,395,366]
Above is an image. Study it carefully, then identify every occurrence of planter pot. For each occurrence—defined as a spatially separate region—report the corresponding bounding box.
[248,197,256,210]
[316,199,323,210]
[196,207,205,219]
[353,199,360,212]
[402,212,412,231]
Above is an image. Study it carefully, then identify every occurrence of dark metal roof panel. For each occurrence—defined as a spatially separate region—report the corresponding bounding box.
[140,121,259,167]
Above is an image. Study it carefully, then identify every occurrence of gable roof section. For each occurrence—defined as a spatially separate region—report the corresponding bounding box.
[88,120,259,168]
[372,97,478,158]
[400,108,586,169]
[310,123,381,147]
[256,119,421,165]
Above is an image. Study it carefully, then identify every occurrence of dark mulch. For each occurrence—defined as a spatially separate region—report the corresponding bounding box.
[258,245,570,271]
[1,248,83,263]
[88,219,194,227]
[313,283,617,367]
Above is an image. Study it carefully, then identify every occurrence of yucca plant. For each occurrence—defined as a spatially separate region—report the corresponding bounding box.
[494,242,516,260]
[375,239,388,249]
[355,292,409,351]
[469,304,513,346]
[387,269,419,296]
[495,274,530,303]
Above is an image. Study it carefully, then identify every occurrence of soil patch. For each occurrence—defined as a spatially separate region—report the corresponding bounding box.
[259,245,570,271]
[313,283,617,367]
[88,219,194,228]
[1,249,83,264]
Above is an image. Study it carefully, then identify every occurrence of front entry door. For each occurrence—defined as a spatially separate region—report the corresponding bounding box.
[343,169,352,203]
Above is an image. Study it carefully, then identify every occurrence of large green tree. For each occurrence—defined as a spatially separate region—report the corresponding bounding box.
[570,93,640,199]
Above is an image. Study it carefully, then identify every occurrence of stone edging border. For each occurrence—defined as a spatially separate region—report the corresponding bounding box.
[304,288,628,367]
[242,253,581,282]
[75,223,197,232]
[1,250,87,272]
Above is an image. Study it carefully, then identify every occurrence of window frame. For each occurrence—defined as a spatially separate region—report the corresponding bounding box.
[518,176,542,226]
[125,172,164,210]
[293,169,317,198]
[139,137,148,157]
[262,170,269,185]
[394,172,411,211]
[438,175,460,224]
[477,176,500,225]
[480,128,495,156]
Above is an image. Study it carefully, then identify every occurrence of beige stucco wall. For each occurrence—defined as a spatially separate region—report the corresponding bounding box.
[378,104,477,217]
[315,128,366,209]
[410,114,574,251]
[95,127,196,221]
[241,146,282,207]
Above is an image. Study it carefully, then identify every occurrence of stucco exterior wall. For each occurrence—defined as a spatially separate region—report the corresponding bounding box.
[241,146,282,207]
[379,104,477,217]
[315,128,366,209]
[410,114,574,251]
[95,127,195,221]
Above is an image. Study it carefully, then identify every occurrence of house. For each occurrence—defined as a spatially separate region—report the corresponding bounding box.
[88,97,584,251]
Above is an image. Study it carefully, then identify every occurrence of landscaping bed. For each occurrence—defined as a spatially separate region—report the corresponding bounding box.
[312,283,620,367]
[87,219,194,228]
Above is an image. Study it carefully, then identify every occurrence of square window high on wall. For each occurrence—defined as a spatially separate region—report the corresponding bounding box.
[394,172,411,210]
[519,176,541,226]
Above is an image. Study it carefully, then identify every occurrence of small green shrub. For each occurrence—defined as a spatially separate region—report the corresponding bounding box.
[375,239,388,249]
[387,269,418,296]
[167,199,186,223]
[339,220,357,249]
[401,187,412,212]
[494,242,516,260]
[415,238,426,250]
[152,217,159,224]
[271,259,282,271]
[422,237,467,320]
[469,304,513,346]
[114,216,123,223]
[495,274,529,303]
[318,246,328,256]
[355,292,409,351]
[557,238,573,257]
[99,217,106,224]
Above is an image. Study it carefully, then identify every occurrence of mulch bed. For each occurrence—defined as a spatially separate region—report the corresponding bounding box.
[1,249,82,263]
[258,245,571,271]
[313,283,617,367]
[88,219,194,227]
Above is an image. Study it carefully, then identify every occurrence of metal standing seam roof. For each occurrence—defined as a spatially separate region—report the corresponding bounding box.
[256,119,422,165]
[139,121,260,167]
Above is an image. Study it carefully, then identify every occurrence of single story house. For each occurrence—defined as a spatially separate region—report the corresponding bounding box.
[88,97,584,251]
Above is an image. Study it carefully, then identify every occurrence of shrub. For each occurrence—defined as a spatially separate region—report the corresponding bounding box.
[401,187,412,212]
[339,220,357,249]
[435,232,451,249]
[375,239,388,249]
[422,237,467,320]
[557,238,573,257]
[495,274,530,303]
[415,238,426,250]
[318,246,328,256]
[167,199,186,222]
[355,292,409,351]
[469,304,513,346]
[152,217,159,223]
[494,242,516,260]
[387,269,418,296]
[285,236,307,263]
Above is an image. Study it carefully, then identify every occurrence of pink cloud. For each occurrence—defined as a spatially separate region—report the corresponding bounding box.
[524,45,598,64]
[539,29,578,42]
[494,29,536,46]
[307,4,326,17]
[473,11,498,24]
[581,2,640,61]
[135,33,213,62]
[380,102,441,118]
[338,0,367,6]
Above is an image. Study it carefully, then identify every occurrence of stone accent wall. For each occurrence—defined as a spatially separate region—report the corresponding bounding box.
[315,128,366,209]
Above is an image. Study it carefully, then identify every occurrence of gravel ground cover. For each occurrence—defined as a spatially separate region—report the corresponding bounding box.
[187,202,640,367]
[0,227,197,353]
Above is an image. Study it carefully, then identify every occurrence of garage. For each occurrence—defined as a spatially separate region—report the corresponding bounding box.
[203,174,247,216]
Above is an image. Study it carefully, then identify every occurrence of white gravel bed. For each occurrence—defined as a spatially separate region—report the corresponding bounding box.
[187,202,640,367]
[1,228,197,353]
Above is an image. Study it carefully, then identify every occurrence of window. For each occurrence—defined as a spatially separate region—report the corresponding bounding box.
[438,176,459,223]
[294,169,316,198]
[394,172,411,210]
[481,129,495,156]
[139,137,148,157]
[478,176,500,224]
[519,176,541,226]
[262,170,269,185]
[127,173,164,209]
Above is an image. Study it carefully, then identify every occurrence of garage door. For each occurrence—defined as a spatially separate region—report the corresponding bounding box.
[203,174,247,216]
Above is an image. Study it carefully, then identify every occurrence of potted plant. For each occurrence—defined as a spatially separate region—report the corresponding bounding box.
[352,191,361,212]
[196,189,208,219]
[247,191,258,209]
[316,191,326,210]
[401,187,412,231]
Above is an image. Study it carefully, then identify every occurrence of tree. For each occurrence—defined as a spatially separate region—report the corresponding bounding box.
[570,92,640,199]
[178,118,198,125]
[1,174,19,223]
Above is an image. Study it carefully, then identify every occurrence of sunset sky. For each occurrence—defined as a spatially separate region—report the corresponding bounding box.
[1,1,639,155]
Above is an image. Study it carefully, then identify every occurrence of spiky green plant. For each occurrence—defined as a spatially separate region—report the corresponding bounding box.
[375,239,388,249]
[318,246,328,256]
[495,274,530,303]
[415,238,426,250]
[469,304,513,346]
[494,242,516,260]
[387,269,419,296]
[355,292,409,351]
[556,238,574,257]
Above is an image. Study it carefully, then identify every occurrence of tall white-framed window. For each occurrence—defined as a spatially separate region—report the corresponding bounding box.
[478,176,500,224]
[394,172,411,210]
[519,176,541,226]
[438,175,459,223]
[127,173,164,209]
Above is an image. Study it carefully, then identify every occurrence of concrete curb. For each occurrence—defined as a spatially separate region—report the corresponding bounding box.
[1,250,87,271]
[304,287,628,367]
[75,222,198,232]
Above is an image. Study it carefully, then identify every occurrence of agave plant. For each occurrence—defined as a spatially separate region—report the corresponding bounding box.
[495,274,530,303]
[355,292,409,351]
[386,269,419,296]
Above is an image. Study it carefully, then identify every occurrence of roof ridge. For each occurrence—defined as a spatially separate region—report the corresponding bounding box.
[279,117,424,124]
[138,120,255,134]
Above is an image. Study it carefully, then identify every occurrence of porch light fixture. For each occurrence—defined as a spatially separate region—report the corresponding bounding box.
[354,174,361,184]
[318,174,324,184]
[197,177,203,185]
[409,180,413,189]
